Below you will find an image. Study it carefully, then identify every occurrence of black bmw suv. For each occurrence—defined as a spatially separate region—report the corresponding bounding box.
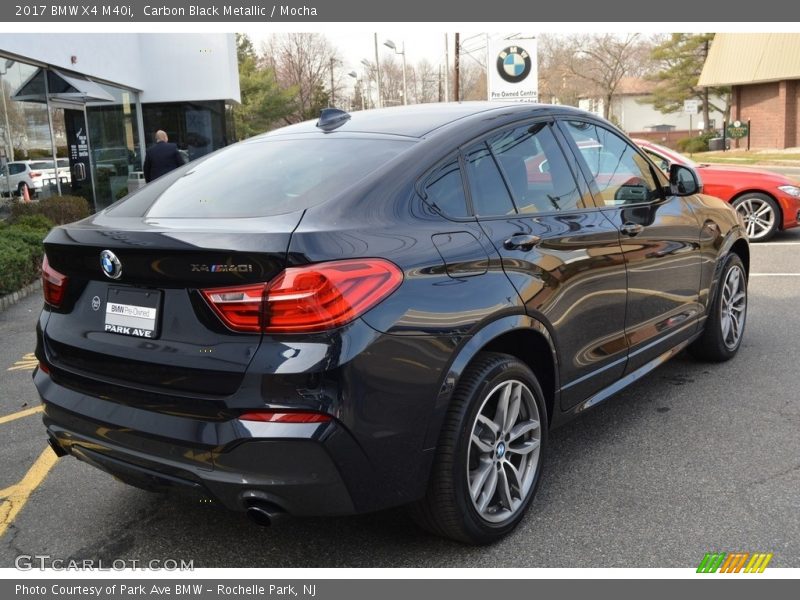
[35,103,748,544]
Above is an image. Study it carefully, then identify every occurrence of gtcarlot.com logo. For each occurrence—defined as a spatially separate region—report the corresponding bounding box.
[697,552,773,573]
[14,554,194,571]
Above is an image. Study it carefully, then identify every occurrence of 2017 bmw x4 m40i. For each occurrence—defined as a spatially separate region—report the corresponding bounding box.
[35,103,749,544]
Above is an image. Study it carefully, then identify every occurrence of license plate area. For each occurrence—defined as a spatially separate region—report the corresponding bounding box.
[104,287,162,339]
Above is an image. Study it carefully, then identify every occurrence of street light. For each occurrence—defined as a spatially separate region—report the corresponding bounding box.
[384,39,408,106]
[348,70,366,111]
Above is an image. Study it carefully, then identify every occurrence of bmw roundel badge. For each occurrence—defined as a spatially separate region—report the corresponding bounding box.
[100,249,122,280]
[496,46,532,84]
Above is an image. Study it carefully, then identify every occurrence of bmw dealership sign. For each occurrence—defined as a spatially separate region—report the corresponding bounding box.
[488,37,538,102]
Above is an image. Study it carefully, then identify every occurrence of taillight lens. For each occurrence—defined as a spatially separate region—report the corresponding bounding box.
[42,255,68,308]
[238,411,332,423]
[201,259,402,334]
[30,171,42,178]
[201,283,264,332]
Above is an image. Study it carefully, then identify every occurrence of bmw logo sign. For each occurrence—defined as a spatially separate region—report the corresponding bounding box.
[497,46,532,84]
[100,249,122,280]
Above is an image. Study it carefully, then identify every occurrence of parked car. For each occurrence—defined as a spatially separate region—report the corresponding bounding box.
[634,138,800,241]
[35,104,749,544]
[0,159,71,198]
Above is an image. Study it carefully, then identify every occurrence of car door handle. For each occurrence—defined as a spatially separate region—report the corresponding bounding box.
[503,234,541,251]
[621,222,644,236]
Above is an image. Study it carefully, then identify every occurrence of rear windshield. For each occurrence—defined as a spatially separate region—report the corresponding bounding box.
[141,137,414,218]
[30,161,54,169]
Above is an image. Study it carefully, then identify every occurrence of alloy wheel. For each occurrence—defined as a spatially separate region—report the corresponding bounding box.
[735,197,775,240]
[467,379,541,523]
[720,265,746,350]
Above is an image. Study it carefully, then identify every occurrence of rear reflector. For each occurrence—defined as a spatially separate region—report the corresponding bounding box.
[38,361,50,374]
[238,411,332,423]
[42,255,68,308]
[201,259,402,334]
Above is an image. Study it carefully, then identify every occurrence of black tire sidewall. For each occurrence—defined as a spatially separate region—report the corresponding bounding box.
[449,356,547,543]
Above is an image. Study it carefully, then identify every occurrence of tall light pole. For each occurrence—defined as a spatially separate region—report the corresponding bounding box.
[0,59,15,163]
[384,39,407,106]
[373,33,383,108]
[348,71,366,111]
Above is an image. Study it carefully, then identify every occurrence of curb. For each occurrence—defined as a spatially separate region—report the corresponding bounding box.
[0,279,42,313]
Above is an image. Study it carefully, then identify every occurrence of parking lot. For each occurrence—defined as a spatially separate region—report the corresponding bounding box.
[1,229,799,568]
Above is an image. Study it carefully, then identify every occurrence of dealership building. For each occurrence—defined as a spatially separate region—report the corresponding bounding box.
[699,33,800,149]
[0,33,240,210]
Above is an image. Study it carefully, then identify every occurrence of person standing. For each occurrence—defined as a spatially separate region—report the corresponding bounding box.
[143,130,185,183]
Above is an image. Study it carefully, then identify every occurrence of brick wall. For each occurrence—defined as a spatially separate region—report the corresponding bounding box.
[733,80,800,149]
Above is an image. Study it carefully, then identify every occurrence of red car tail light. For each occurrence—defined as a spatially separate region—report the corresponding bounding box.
[200,283,265,333]
[29,171,42,178]
[201,259,402,334]
[42,255,68,308]
[238,411,332,423]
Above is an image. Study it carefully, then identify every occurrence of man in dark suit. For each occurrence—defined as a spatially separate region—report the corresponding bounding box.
[143,130,185,182]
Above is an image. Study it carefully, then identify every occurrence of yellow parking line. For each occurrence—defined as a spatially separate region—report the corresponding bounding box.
[7,352,38,372]
[0,447,59,538]
[0,405,43,426]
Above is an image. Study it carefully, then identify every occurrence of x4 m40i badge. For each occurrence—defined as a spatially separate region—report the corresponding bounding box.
[697,552,773,573]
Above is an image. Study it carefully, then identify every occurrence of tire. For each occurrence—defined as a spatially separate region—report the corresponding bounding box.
[732,193,780,242]
[689,253,747,362]
[411,352,547,544]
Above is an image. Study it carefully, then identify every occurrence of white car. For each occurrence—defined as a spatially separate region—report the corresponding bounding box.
[0,159,70,197]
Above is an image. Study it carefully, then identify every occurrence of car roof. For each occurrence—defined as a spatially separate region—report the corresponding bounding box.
[256,102,592,140]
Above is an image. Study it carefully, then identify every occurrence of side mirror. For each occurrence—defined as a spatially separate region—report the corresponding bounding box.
[668,164,702,196]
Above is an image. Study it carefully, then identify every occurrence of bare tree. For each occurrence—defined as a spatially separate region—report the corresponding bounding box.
[263,33,343,123]
[413,59,440,104]
[537,34,583,106]
[459,61,486,101]
[569,33,649,120]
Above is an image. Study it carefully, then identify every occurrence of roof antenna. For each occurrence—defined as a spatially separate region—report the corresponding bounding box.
[316,108,351,132]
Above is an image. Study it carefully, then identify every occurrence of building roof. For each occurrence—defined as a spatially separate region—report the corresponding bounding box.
[699,33,800,86]
[578,77,656,100]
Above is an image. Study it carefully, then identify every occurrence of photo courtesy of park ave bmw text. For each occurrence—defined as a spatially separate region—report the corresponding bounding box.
[0,0,799,595]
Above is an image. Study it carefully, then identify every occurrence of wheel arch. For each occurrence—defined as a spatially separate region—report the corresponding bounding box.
[423,314,560,449]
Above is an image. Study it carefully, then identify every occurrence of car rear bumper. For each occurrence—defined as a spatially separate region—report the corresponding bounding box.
[37,369,359,516]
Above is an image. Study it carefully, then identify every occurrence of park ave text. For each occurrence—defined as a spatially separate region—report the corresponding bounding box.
[16,584,317,597]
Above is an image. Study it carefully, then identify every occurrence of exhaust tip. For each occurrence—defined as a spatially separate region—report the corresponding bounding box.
[246,505,275,527]
[244,498,286,527]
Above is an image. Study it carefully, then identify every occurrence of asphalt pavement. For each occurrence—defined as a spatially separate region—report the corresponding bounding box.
[1,230,799,569]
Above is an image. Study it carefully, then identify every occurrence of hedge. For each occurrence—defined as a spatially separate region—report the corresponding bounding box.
[9,195,91,225]
[0,195,90,296]
[0,218,52,295]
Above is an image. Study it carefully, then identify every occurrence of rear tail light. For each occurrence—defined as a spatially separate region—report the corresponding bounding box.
[201,259,402,334]
[29,171,42,178]
[238,411,332,423]
[42,255,68,308]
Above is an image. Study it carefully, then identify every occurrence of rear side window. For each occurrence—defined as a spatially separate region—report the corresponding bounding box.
[8,164,25,175]
[464,143,516,217]
[423,158,469,218]
[128,137,414,218]
[487,123,585,213]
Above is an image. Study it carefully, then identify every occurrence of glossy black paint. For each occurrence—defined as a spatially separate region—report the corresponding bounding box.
[35,102,748,517]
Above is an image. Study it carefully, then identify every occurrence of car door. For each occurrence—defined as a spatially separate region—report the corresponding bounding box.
[465,120,629,411]
[559,119,704,374]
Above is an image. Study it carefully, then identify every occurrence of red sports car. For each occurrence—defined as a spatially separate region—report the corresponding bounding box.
[634,139,800,242]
